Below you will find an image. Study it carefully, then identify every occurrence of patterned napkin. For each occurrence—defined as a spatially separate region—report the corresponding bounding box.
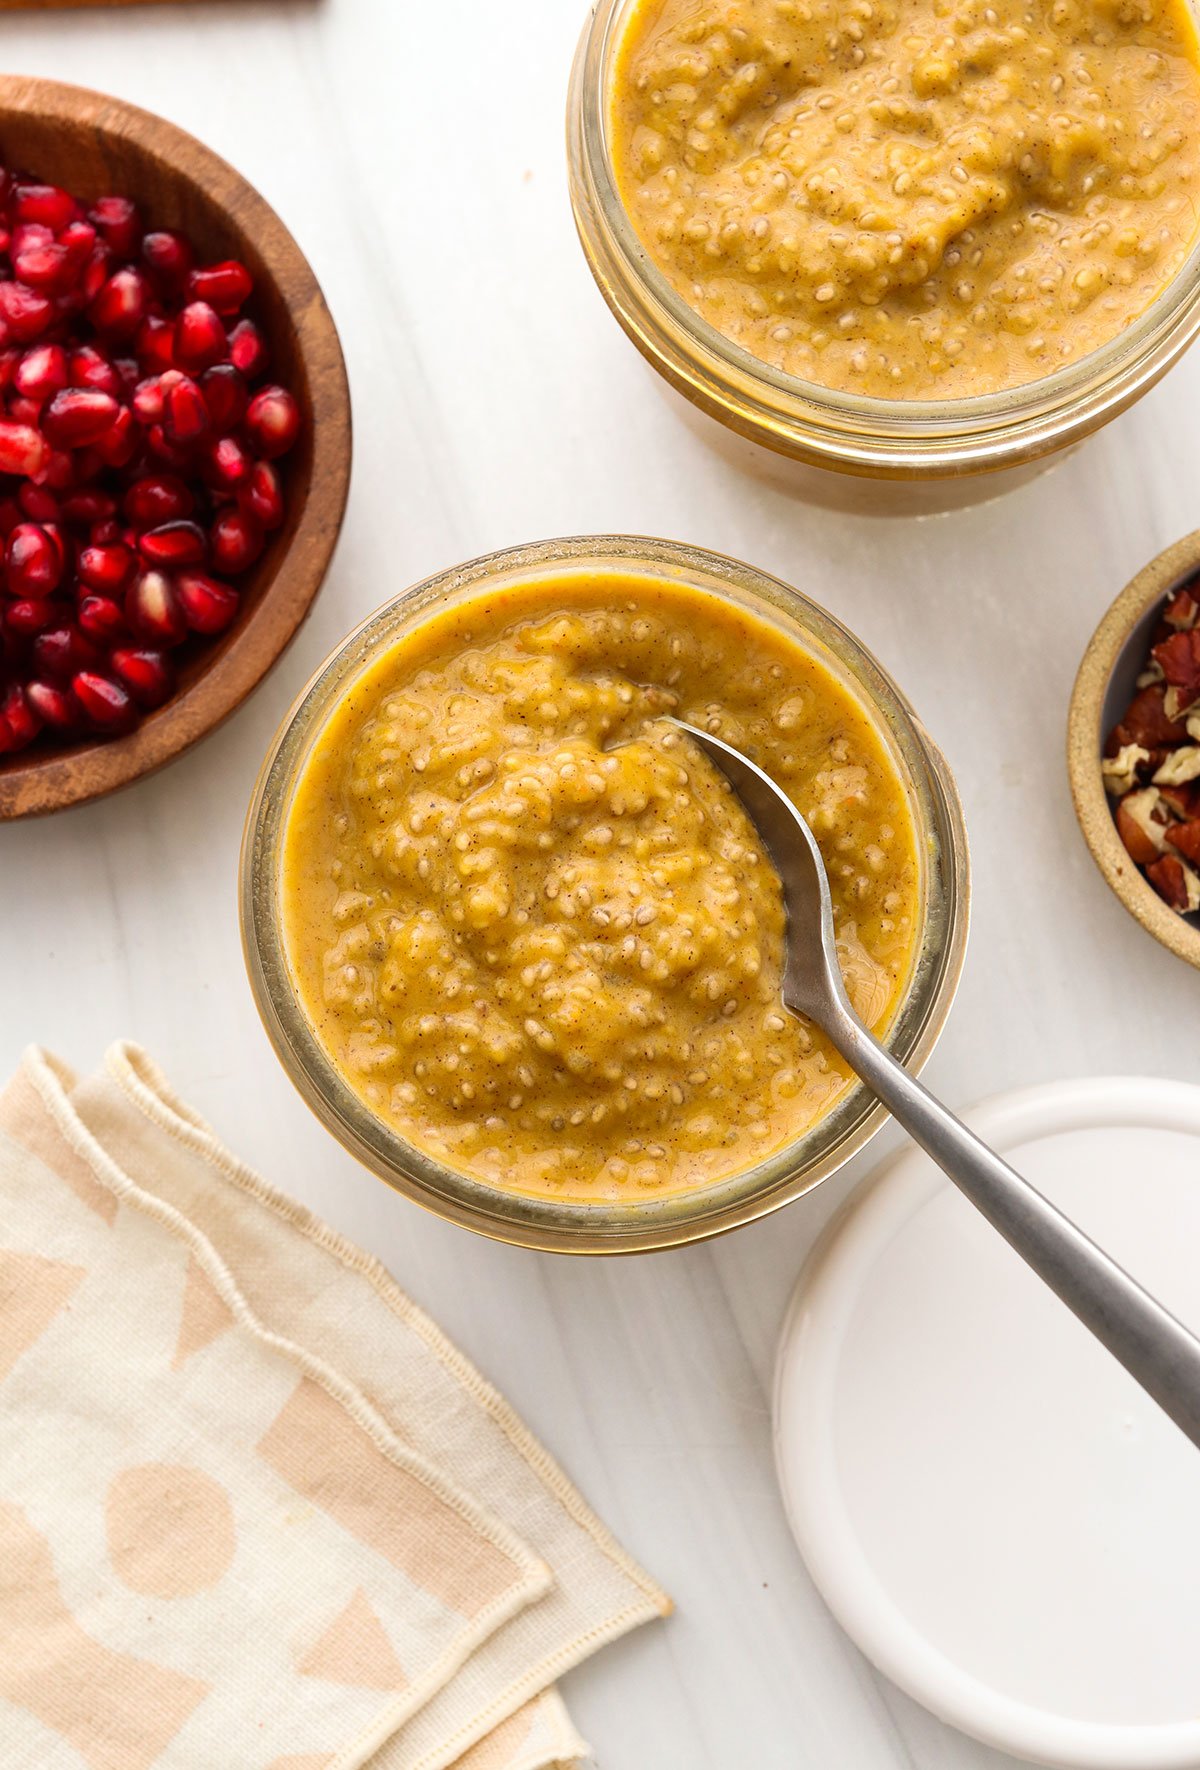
[0,1043,669,1770]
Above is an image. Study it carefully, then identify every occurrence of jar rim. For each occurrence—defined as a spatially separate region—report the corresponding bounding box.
[567,0,1200,476]
[241,534,970,1252]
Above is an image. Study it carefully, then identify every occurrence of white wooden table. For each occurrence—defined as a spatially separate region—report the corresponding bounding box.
[4,3,1198,1765]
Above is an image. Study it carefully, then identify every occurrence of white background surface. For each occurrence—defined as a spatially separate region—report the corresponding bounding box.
[2,3,1197,1766]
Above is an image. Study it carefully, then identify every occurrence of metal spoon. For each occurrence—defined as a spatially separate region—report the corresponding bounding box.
[672,717,1200,1451]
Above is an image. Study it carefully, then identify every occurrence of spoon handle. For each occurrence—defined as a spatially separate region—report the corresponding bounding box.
[826,1011,1200,1450]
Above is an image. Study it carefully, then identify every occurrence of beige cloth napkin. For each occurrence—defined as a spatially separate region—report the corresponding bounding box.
[0,1043,669,1770]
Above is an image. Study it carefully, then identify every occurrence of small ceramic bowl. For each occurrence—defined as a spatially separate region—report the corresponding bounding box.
[1068,529,1200,970]
[0,75,351,820]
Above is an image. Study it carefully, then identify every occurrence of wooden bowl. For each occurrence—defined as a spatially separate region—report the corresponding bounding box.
[0,75,351,819]
[1068,529,1200,971]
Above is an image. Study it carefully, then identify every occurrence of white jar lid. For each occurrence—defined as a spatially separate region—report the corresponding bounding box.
[773,1077,1200,1770]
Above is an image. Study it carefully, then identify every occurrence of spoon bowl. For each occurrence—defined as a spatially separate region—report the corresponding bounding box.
[669,719,843,1024]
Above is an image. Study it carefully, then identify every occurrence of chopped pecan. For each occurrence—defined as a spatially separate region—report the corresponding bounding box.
[1146,853,1200,912]
[1153,746,1200,787]
[1115,787,1170,865]
[1108,741,1170,778]
[1111,683,1188,750]
[1168,818,1200,867]
[1101,742,1151,797]
[1158,780,1200,819]
[1165,585,1200,631]
[1152,628,1200,710]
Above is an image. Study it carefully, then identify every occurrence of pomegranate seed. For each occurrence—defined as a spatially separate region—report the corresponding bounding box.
[33,622,98,680]
[82,243,113,304]
[78,542,134,593]
[241,459,284,529]
[88,266,149,340]
[0,422,48,478]
[126,569,188,647]
[13,186,73,235]
[89,195,142,258]
[188,260,253,315]
[89,404,137,468]
[0,497,21,536]
[0,281,53,342]
[227,318,268,380]
[77,593,127,644]
[124,474,194,527]
[6,522,63,596]
[58,221,96,284]
[199,362,246,432]
[12,234,68,291]
[138,520,206,568]
[73,669,133,729]
[163,375,209,446]
[4,597,57,636]
[141,230,194,294]
[175,301,227,372]
[132,370,177,425]
[69,345,120,396]
[26,679,81,732]
[147,422,193,469]
[175,570,239,635]
[18,482,60,524]
[109,645,173,708]
[63,490,116,526]
[90,519,122,547]
[136,313,176,373]
[12,220,53,255]
[1,681,42,748]
[42,521,68,574]
[206,435,251,488]
[14,183,75,231]
[15,342,68,401]
[211,507,263,574]
[244,385,300,458]
[0,348,19,391]
[42,387,120,448]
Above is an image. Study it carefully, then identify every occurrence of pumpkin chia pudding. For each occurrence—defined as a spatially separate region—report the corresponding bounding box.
[281,574,921,1202]
[608,0,1200,399]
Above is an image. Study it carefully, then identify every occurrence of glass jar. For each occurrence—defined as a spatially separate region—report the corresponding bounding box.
[242,536,969,1253]
[567,0,1200,493]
